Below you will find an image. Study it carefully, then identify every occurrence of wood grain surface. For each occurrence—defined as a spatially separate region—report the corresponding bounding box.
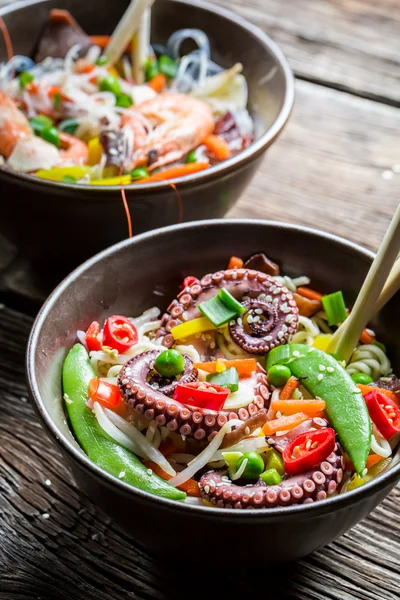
[0,0,400,598]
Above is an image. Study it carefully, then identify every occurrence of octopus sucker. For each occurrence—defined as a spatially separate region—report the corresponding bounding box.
[157,268,299,354]
[199,443,344,509]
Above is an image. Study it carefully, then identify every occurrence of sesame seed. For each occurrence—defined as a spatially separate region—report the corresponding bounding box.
[265,336,272,341]
[204,485,210,494]
[293,351,300,357]
[266,295,272,302]
[237,318,243,326]
[273,288,281,295]
[253,316,261,323]
[247,315,254,324]
[255,308,263,315]
[311,441,319,449]
[146,469,153,476]
[118,471,126,478]
[210,341,216,349]
[244,427,250,435]
[42,513,50,519]
[44,479,51,486]
[319,365,326,371]
[317,374,324,381]
[362,468,368,477]
[277,331,284,339]
[282,325,288,333]
[327,367,334,373]
[285,314,293,323]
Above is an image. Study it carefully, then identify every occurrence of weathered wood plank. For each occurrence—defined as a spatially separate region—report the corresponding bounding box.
[216,0,400,106]
[229,79,400,252]
[0,305,399,599]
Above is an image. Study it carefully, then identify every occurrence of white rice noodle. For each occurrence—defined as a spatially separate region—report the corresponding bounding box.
[230,458,248,481]
[76,330,87,348]
[169,419,242,486]
[130,307,160,328]
[223,372,258,410]
[290,315,320,346]
[292,276,311,287]
[138,319,162,336]
[85,44,102,63]
[175,344,201,364]
[209,435,269,462]
[370,427,392,458]
[64,43,81,74]
[312,313,332,334]
[105,409,176,476]
[346,344,392,379]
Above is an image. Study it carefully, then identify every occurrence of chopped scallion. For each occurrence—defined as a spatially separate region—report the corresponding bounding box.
[198,295,237,327]
[206,367,239,392]
[321,291,348,326]
[218,288,246,315]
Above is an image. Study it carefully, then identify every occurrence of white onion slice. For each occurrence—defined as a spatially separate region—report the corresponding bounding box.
[370,430,392,459]
[230,458,248,481]
[105,409,175,477]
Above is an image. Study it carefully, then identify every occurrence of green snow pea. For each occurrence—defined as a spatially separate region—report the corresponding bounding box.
[62,344,185,500]
[266,344,371,473]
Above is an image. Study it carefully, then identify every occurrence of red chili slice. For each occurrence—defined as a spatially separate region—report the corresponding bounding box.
[174,381,229,411]
[89,378,121,408]
[103,315,138,353]
[283,427,336,475]
[180,276,199,291]
[364,390,400,440]
[85,321,102,351]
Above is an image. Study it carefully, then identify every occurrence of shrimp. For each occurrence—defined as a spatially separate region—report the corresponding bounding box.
[59,132,88,164]
[129,93,214,170]
[0,91,60,172]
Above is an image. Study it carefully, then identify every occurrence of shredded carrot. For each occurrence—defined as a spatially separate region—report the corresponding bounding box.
[280,376,300,400]
[148,73,167,92]
[262,412,309,436]
[134,162,210,183]
[360,329,375,344]
[366,454,382,469]
[0,17,13,62]
[144,461,201,497]
[120,185,132,238]
[89,34,132,52]
[296,287,323,301]
[271,399,326,415]
[193,358,257,378]
[26,81,39,94]
[76,62,95,74]
[357,384,399,407]
[169,182,183,223]
[227,256,243,269]
[203,134,232,161]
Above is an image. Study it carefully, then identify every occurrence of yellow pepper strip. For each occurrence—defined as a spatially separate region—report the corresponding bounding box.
[312,334,333,352]
[87,137,103,166]
[90,175,132,186]
[171,316,217,341]
[215,358,226,373]
[36,166,92,182]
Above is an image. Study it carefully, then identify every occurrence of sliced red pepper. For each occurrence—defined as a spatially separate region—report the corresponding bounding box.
[283,427,336,475]
[89,378,121,408]
[103,315,138,353]
[180,276,199,291]
[174,381,229,411]
[85,321,102,352]
[364,390,400,440]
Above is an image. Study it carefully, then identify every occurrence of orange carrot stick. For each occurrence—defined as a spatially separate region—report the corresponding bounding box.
[227,256,243,269]
[148,73,167,92]
[89,34,133,52]
[203,134,232,161]
[360,329,375,344]
[280,376,300,400]
[296,287,323,301]
[193,358,257,377]
[357,384,400,407]
[262,412,309,436]
[144,461,201,497]
[134,162,210,183]
[271,399,326,415]
[366,454,383,469]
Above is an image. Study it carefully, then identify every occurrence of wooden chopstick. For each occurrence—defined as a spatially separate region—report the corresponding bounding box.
[329,203,400,361]
[374,256,400,314]
[105,0,155,66]
[131,7,151,84]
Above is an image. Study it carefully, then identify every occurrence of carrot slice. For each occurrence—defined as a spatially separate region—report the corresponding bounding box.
[357,384,400,407]
[271,399,326,415]
[193,358,257,378]
[144,461,201,497]
[296,287,323,301]
[227,256,243,269]
[366,454,383,469]
[360,329,375,344]
[262,412,309,436]
[133,162,210,183]
[203,134,232,161]
[280,376,300,400]
[148,73,167,92]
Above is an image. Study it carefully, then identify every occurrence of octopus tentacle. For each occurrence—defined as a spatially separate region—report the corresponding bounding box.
[199,443,344,509]
[157,268,299,354]
[118,351,270,441]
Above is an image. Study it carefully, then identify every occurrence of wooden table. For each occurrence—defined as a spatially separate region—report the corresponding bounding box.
[0,1,399,598]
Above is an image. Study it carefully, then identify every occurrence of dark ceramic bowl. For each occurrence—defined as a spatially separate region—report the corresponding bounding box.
[0,0,294,281]
[26,220,400,565]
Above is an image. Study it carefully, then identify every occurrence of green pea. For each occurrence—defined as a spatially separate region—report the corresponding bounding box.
[266,449,285,475]
[185,150,197,164]
[40,126,60,148]
[19,71,34,88]
[99,75,121,96]
[144,57,159,82]
[59,118,79,136]
[351,373,374,385]
[236,452,264,480]
[260,468,282,485]
[155,349,185,378]
[95,55,109,66]
[131,166,149,180]
[116,93,133,108]
[267,364,292,387]
[372,340,386,353]
[29,115,54,135]
[62,175,77,183]
[158,55,178,79]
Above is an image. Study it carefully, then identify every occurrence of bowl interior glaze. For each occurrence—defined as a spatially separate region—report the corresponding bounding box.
[28,220,400,520]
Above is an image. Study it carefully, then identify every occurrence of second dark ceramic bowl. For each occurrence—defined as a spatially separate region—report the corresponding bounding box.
[26,219,400,565]
[0,0,294,282]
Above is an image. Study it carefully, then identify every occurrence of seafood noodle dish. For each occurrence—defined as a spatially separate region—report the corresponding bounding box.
[0,10,254,185]
[62,253,400,509]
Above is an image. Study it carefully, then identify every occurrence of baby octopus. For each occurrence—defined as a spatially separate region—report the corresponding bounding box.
[157,268,300,354]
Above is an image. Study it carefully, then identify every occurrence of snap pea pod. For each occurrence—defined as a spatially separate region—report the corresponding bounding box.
[266,344,371,473]
[62,344,186,500]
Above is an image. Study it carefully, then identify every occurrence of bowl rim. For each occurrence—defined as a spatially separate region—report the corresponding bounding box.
[0,0,295,194]
[26,218,400,520]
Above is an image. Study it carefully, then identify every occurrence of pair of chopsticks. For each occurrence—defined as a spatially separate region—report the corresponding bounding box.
[329,203,400,362]
[104,0,155,66]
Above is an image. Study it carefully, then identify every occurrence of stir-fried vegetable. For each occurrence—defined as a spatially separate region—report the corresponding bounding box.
[321,291,348,326]
[155,349,185,378]
[206,367,239,392]
[103,315,138,352]
[283,428,336,475]
[174,381,229,411]
[364,390,400,440]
